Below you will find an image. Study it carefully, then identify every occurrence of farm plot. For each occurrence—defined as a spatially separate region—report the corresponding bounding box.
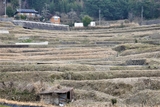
[0,22,160,107]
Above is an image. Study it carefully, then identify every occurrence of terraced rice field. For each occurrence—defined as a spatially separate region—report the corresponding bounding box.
[0,22,160,107]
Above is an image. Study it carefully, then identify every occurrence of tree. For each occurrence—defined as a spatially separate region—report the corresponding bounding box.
[128,0,158,20]
[10,0,19,9]
[82,15,92,27]
[6,6,14,17]
[84,0,129,20]
[111,98,117,105]
[27,0,50,12]
[8,0,160,21]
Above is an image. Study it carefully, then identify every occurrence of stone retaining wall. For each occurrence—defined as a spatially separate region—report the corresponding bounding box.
[12,20,69,31]
[126,59,146,65]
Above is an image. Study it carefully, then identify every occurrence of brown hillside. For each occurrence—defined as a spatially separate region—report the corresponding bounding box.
[0,22,160,107]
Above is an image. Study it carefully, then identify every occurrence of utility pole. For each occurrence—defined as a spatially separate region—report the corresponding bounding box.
[139,0,144,25]
[19,0,21,10]
[3,0,6,17]
[19,0,21,20]
[99,9,101,26]
[141,6,144,25]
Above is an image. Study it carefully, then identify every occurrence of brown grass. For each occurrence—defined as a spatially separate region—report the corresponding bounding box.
[0,98,55,107]
[1,21,160,106]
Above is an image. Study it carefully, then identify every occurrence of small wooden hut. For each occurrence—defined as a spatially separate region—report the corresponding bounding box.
[39,87,74,105]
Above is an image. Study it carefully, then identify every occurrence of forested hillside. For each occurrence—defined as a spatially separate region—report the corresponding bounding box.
[6,0,160,22]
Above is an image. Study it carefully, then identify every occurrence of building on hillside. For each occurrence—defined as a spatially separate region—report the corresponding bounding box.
[50,16,60,24]
[39,86,74,106]
[14,9,41,20]
[74,22,84,27]
[90,21,96,27]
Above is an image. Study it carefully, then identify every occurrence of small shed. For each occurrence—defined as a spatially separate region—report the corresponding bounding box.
[90,21,96,27]
[39,87,74,105]
[50,16,60,24]
[74,22,84,27]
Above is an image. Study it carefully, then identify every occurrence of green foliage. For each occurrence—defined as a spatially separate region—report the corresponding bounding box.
[84,0,129,20]
[22,39,32,43]
[14,15,20,20]
[0,105,9,107]
[84,0,160,20]
[135,39,138,43]
[128,0,158,19]
[27,0,50,12]
[20,15,27,20]
[6,6,14,17]
[47,0,82,14]
[111,98,117,105]
[8,0,160,20]
[10,0,19,9]
[82,15,92,27]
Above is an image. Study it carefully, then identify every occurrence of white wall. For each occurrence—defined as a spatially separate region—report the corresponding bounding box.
[90,21,96,26]
[74,23,83,27]
[0,30,9,34]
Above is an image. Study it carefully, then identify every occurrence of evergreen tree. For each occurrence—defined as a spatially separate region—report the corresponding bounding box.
[8,0,160,21]
[6,6,14,17]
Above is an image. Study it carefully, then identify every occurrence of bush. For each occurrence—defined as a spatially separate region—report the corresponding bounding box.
[14,15,20,20]
[6,6,14,17]
[82,15,92,27]
[22,39,32,43]
[135,39,138,43]
[20,15,27,20]
[111,98,117,105]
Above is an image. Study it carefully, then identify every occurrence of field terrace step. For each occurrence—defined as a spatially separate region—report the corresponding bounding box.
[59,77,160,98]
[1,70,160,82]
[117,51,160,59]
[49,70,160,80]
[0,48,116,61]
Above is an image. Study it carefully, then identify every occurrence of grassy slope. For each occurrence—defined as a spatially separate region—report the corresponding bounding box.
[0,22,160,106]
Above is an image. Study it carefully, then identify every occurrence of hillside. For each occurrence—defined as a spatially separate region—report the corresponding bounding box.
[1,0,160,24]
[0,22,160,106]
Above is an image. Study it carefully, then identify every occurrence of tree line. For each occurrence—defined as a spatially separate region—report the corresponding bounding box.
[85,0,160,20]
[7,0,160,21]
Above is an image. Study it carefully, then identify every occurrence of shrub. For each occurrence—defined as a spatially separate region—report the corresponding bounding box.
[20,15,27,20]
[14,15,20,20]
[6,6,14,17]
[22,39,32,43]
[111,98,117,105]
[135,39,138,43]
[82,15,92,27]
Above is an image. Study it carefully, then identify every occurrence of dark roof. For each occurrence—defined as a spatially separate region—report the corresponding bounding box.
[39,87,73,95]
[16,9,38,14]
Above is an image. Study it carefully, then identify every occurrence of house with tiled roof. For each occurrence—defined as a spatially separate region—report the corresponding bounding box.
[14,9,41,19]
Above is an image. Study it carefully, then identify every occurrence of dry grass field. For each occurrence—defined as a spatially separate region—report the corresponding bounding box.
[0,21,160,107]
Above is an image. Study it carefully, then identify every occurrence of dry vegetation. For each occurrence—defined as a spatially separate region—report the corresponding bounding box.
[0,22,160,107]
